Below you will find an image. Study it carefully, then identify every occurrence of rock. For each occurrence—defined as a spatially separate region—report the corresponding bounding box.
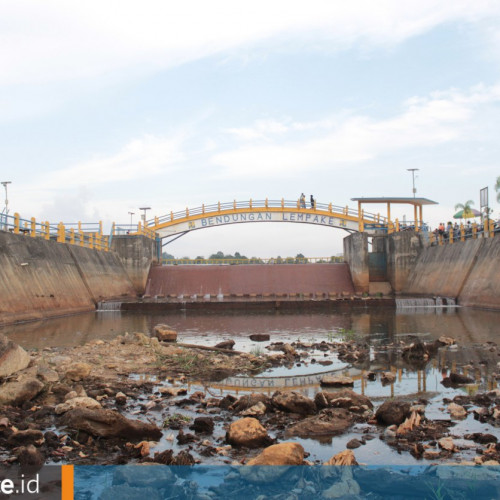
[247,442,304,465]
[464,433,497,444]
[62,408,163,441]
[320,375,354,387]
[226,417,271,448]
[190,417,214,434]
[230,393,271,413]
[285,409,353,439]
[64,362,92,381]
[249,334,270,342]
[444,372,474,385]
[214,340,235,350]
[55,396,102,415]
[271,390,316,415]
[381,371,396,385]
[346,438,363,449]
[437,336,455,346]
[36,365,59,383]
[17,445,44,467]
[315,389,373,410]
[322,477,360,499]
[375,400,411,426]
[0,377,44,406]
[438,437,456,452]
[0,334,31,377]
[240,401,267,417]
[159,387,187,397]
[402,342,430,361]
[324,449,358,465]
[282,343,296,356]
[115,392,127,405]
[448,402,467,419]
[153,324,177,342]
[423,450,441,460]
[7,429,44,447]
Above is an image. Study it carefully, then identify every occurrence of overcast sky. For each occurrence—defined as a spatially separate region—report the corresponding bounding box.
[1,1,500,257]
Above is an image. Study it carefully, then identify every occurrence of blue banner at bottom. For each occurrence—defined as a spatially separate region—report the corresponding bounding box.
[73,465,500,499]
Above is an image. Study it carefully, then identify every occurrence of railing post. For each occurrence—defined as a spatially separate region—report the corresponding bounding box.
[202,204,205,214]
[395,218,399,232]
[155,216,159,226]
[297,199,300,209]
[460,223,465,242]
[328,203,332,213]
[265,198,268,208]
[234,200,236,210]
[472,222,477,239]
[218,201,221,211]
[30,217,36,237]
[79,230,84,246]
[99,220,103,235]
[78,221,82,232]
[170,211,174,221]
[449,227,454,244]
[70,228,75,245]
[57,222,65,243]
[249,198,252,209]
[281,198,284,208]
[345,205,348,215]
[185,207,189,217]
[13,213,20,234]
[89,233,94,249]
[44,221,50,240]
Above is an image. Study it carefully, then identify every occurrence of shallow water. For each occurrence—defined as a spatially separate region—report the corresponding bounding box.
[3,305,500,465]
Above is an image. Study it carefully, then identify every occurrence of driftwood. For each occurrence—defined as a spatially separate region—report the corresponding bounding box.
[175,342,244,355]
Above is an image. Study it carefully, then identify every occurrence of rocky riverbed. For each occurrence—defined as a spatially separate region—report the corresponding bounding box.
[0,327,500,470]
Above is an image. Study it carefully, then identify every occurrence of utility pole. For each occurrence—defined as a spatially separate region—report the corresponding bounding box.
[1,181,12,215]
[139,207,151,223]
[407,169,419,198]
[128,211,135,227]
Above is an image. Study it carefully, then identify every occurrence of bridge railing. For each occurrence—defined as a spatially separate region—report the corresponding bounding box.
[162,256,344,265]
[0,212,114,251]
[149,198,387,227]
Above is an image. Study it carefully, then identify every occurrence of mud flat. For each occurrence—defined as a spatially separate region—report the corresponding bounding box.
[0,329,499,470]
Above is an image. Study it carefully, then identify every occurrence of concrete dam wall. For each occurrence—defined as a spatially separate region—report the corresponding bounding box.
[144,263,355,298]
[404,236,500,310]
[0,231,137,325]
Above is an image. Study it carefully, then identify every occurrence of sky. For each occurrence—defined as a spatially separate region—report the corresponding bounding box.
[1,0,500,258]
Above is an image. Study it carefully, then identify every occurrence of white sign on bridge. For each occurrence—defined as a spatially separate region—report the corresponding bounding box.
[156,211,358,237]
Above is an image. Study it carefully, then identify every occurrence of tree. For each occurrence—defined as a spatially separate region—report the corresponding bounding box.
[454,200,474,218]
[496,176,500,203]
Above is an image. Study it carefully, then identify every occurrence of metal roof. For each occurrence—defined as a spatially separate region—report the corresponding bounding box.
[350,197,438,205]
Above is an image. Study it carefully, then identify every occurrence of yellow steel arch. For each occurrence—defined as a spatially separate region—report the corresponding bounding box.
[137,198,388,239]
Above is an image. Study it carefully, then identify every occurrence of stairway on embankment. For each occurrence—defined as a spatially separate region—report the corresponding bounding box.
[144,263,355,299]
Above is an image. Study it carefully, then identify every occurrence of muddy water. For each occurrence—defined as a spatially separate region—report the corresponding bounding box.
[3,305,500,465]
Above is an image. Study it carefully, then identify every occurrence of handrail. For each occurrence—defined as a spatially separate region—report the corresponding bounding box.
[150,198,387,227]
[0,212,114,251]
[162,256,345,265]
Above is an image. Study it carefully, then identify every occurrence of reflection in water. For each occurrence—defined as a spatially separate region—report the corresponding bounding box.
[2,306,500,351]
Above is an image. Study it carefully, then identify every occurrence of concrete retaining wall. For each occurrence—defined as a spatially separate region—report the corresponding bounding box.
[0,231,136,325]
[111,235,158,293]
[343,233,369,293]
[403,236,500,310]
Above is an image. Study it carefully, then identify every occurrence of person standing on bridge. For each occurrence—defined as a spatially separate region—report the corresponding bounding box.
[300,193,306,208]
[310,194,315,209]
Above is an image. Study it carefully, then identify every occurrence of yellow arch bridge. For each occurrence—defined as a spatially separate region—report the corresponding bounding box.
[136,198,400,244]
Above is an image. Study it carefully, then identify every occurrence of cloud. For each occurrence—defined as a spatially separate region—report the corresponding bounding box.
[1,1,499,86]
[43,134,185,189]
[211,84,500,177]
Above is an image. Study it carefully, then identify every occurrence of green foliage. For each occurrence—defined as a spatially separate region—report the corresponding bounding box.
[496,176,500,203]
[162,413,192,428]
[454,200,474,217]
